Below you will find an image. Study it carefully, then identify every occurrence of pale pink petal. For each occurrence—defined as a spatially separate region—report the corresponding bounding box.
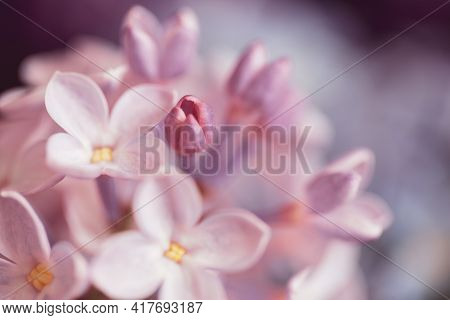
[288,241,360,300]
[109,85,176,145]
[0,259,36,300]
[242,57,291,110]
[45,72,108,146]
[0,86,44,120]
[326,149,375,189]
[45,242,88,300]
[121,6,161,80]
[184,209,271,273]
[106,134,175,179]
[133,173,202,245]
[306,172,362,213]
[313,193,393,241]
[122,26,159,80]
[91,231,166,299]
[159,262,226,300]
[160,8,199,79]
[0,191,50,267]
[46,133,102,179]
[122,5,162,42]
[227,42,266,95]
[7,141,63,195]
[62,179,110,254]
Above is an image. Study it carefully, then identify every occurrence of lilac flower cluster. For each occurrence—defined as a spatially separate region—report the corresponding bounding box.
[0,6,392,300]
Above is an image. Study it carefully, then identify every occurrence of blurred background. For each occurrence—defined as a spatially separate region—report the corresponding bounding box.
[1,0,449,299]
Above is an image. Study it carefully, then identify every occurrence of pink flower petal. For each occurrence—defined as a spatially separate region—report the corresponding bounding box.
[0,259,36,300]
[326,148,375,189]
[227,42,266,95]
[159,262,226,300]
[46,133,102,179]
[0,191,50,267]
[159,7,199,79]
[45,72,109,146]
[133,174,203,245]
[306,171,362,213]
[45,242,88,300]
[109,85,176,145]
[91,231,166,299]
[62,179,110,254]
[242,57,291,111]
[312,193,393,241]
[7,141,63,195]
[122,25,159,80]
[122,5,162,42]
[184,209,271,273]
[288,241,360,300]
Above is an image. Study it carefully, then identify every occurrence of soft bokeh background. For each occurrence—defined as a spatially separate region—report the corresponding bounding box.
[1,0,449,299]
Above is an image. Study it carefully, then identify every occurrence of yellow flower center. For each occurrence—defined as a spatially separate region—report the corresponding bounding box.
[91,147,113,163]
[26,263,53,291]
[164,242,187,263]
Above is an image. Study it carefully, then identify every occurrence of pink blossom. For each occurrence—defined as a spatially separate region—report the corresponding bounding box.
[164,95,214,154]
[45,72,176,179]
[0,191,87,299]
[19,36,122,87]
[288,241,366,299]
[304,148,393,241]
[226,42,298,125]
[121,6,198,82]
[91,174,270,299]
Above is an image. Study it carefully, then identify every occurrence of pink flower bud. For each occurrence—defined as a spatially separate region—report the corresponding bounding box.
[164,95,213,154]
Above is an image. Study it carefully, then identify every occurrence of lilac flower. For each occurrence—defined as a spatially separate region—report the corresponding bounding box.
[226,42,297,125]
[0,191,87,299]
[19,36,122,87]
[164,95,214,154]
[304,148,393,241]
[45,72,176,179]
[91,174,270,299]
[121,6,199,82]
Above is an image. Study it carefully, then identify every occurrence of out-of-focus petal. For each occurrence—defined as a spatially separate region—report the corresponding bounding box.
[45,72,108,146]
[227,42,266,95]
[306,172,362,213]
[0,191,50,267]
[0,259,36,300]
[184,209,271,273]
[46,133,102,179]
[288,241,360,300]
[133,173,202,245]
[62,179,110,254]
[8,141,63,195]
[122,26,159,80]
[312,193,393,241]
[158,262,226,300]
[45,242,88,300]
[122,5,162,42]
[326,148,375,190]
[242,57,291,111]
[160,7,199,79]
[109,85,176,145]
[91,231,166,299]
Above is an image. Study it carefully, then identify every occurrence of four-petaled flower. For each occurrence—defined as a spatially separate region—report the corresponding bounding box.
[91,174,270,299]
[0,191,87,299]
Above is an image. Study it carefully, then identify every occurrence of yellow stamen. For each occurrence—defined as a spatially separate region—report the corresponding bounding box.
[91,147,113,163]
[26,263,53,291]
[164,242,187,263]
